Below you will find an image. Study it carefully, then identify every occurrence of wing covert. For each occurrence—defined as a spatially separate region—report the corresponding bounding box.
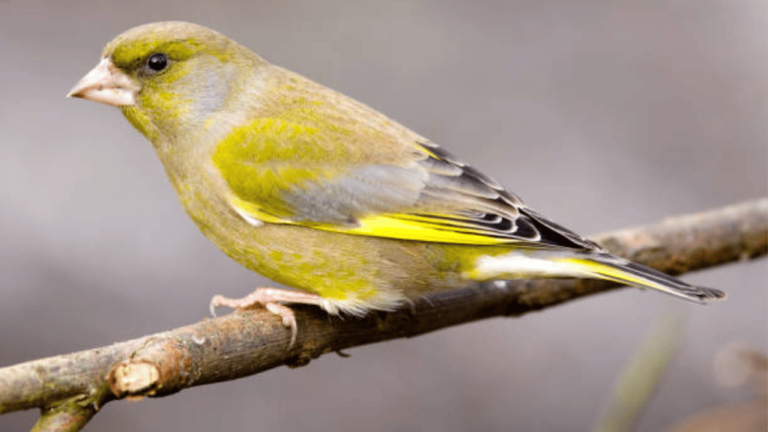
[218,131,599,251]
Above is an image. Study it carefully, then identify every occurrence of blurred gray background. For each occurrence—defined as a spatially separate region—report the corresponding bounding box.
[1,1,765,431]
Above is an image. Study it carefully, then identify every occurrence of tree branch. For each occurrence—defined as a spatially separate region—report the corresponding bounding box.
[1,198,766,431]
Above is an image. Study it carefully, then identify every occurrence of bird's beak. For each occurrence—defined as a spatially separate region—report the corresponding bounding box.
[67,58,140,107]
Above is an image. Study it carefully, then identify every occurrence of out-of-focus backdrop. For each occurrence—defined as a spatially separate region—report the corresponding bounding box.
[1,1,765,431]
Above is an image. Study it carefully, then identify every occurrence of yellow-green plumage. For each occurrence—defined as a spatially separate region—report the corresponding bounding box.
[68,21,724,320]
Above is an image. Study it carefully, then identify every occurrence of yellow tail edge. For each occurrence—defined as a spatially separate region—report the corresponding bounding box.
[558,256,726,304]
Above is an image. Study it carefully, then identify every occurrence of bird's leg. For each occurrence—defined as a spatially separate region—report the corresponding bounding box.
[210,287,325,348]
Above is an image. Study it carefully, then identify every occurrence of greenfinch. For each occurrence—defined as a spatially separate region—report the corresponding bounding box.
[68,22,724,345]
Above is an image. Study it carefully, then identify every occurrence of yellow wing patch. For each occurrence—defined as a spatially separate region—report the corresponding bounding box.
[342,214,512,245]
[228,194,516,246]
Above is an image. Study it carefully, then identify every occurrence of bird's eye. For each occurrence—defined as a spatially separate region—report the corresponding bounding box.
[146,53,169,72]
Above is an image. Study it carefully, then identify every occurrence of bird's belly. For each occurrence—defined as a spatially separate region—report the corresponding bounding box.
[194,206,467,313]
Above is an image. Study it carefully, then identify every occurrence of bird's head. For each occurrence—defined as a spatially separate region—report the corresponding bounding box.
[68,21,264,142]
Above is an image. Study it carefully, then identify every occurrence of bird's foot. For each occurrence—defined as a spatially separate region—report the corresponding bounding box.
[210,287,324,348]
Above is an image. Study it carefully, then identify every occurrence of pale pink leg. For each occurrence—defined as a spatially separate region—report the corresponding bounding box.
[210,288,325,348]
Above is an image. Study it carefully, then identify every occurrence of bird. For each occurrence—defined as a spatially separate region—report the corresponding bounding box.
[67,21,725,346]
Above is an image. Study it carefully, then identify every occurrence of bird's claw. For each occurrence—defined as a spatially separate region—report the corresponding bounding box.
[208,288,314,349]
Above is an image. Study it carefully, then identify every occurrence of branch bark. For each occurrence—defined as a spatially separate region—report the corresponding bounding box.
[1,198,766,432]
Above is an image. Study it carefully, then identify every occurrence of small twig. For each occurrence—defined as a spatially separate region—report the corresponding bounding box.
[31,399,97,432]
[0,198,766,432]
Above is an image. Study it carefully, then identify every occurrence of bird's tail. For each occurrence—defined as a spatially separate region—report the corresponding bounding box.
[558,253,726,304]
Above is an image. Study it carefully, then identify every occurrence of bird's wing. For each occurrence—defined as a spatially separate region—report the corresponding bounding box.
[213,124,599,250]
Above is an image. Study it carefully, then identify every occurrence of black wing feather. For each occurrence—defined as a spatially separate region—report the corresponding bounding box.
[413,141,601,251]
